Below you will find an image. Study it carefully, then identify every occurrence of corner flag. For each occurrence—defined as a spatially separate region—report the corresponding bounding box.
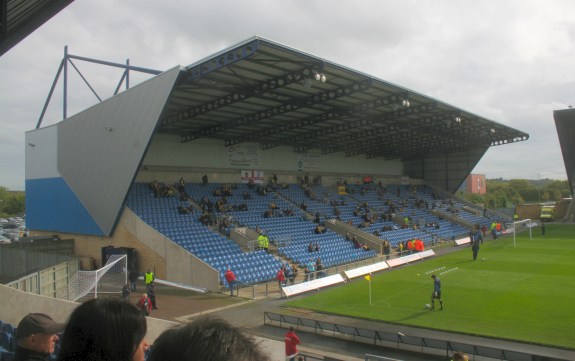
[365,273,372,305]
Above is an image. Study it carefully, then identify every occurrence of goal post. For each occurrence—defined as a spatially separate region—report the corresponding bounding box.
[68,254,128,302]
[512,218,533,247]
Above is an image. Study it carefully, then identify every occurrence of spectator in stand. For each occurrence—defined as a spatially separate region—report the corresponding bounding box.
[316,258,325,278]
[307,259,316,281]
[289,264,298,285]
[415,238,424,252]
[148,316,270,361]
[277,267,286,289]
[307,242,314,252]
[178,177,185,193]
[58,298,149,361]
[383,240,391,259]
[225,268,238,296]
[14,313,65,361]
[406,239,414,254]
[202,174,208,185]
[283,264,292,285]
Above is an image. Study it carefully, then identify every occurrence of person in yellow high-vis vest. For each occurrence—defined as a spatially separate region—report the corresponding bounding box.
[145,269,155,285]
[258,234,266,251]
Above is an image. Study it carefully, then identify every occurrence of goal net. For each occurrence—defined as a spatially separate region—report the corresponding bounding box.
[512,218,533,247]
[67,254,127,302]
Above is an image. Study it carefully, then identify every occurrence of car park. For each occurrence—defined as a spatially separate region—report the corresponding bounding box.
[2,228,19,240]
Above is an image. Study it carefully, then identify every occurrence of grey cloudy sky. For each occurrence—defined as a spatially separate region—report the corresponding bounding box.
[1,0,572,190]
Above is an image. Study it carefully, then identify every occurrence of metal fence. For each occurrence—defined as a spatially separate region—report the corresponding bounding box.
[264,312,544,361]
[0,238,75,283]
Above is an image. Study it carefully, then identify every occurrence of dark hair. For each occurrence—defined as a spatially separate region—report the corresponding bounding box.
[57,298,147,361]
[148,316,270,361]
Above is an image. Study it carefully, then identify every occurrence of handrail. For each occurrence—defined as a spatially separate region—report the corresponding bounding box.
[264,312,545,361]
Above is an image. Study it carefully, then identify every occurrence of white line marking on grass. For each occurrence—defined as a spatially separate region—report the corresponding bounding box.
[424,266,445,275]
[439,267,459,276]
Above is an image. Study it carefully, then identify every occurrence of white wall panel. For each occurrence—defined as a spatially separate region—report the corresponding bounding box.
[144,135,403,176]
[25,125,59,180]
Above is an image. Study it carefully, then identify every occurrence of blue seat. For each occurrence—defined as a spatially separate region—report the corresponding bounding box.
[1,349,15,361]
[0,332,12,352]
[1,325,14,337]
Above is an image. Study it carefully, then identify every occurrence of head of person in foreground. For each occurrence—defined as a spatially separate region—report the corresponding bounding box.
[147,316,271,361]
[57,298,148,361]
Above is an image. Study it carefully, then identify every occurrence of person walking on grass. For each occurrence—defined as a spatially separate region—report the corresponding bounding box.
[430,274,443,311]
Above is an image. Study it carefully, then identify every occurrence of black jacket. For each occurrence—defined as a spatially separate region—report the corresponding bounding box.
[14,347,51,361]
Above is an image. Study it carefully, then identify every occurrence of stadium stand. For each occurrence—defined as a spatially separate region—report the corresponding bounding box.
[125,178,505,292]
[126,182,287,288]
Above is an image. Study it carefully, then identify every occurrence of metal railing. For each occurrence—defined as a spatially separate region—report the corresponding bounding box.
[264,312,544,361]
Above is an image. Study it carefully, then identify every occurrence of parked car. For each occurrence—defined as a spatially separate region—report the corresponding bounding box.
[3,228,19,240]
[0,235,11,244]
[1,222,19,229]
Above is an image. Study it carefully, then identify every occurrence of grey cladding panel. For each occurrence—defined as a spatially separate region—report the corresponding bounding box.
[58,67,182,235]
[404,148,487,193]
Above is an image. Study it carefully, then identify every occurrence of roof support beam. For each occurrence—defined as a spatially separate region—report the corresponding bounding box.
[176,65,324,137]
[189,78,371,144]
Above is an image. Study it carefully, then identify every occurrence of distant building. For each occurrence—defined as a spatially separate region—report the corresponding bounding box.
[460,174,486,195]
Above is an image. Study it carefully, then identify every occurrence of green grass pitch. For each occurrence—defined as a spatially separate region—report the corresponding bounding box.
[284,224,575,349]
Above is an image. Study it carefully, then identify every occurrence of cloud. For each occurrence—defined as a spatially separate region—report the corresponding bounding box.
[1,0,572,190]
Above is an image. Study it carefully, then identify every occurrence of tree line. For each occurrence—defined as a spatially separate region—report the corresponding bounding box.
[0,186,25,217]
[457,179,571,209]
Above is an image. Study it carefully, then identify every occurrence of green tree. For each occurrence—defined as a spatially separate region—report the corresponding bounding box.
[3,194,25,215]
[0,186,25,217]
[542,180,570,199]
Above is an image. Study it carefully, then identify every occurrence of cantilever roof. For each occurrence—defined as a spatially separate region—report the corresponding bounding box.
[0,0,74,57]
[158,36,529,161]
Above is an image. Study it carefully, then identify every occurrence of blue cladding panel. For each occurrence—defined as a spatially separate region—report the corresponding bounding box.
[26,178,104,235]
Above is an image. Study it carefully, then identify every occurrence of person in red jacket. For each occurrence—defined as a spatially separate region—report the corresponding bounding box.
[225,268,238,296]
[136,293,152,316]
[277,267,286,287]
[284,326,300,361]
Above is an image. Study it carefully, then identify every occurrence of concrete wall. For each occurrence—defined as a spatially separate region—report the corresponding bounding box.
[0,284,177,343]
[31,209,219,291]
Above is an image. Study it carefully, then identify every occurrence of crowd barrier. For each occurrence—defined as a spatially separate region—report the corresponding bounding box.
[264,312,543,361]
[282,250,436,298]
